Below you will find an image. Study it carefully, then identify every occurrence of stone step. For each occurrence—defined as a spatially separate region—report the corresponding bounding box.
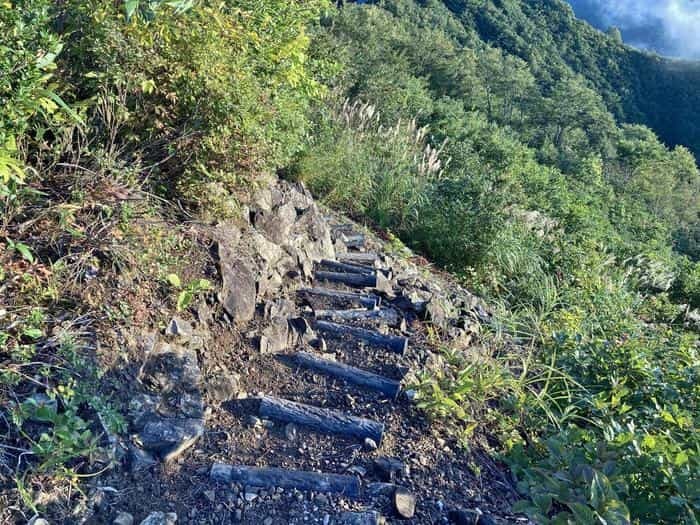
[210,464,361,498]
[313,320,408,355]
[291,351,402,398]
[258,395,384,443]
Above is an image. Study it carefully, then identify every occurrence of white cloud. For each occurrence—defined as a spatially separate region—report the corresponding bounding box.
[569,0,700,58]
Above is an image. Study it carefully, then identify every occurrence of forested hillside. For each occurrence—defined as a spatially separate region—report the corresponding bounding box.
[1,0,699,523]
[300,1,700,523]
[442,0,700,159]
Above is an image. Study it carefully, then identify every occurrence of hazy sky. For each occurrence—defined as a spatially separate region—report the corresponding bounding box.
[567,0,700,59]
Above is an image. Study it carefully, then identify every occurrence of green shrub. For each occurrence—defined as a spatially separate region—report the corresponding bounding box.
[57,0,328,207]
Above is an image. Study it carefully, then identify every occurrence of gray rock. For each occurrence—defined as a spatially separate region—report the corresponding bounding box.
[259,317,291,354]
[206,370,240,402]
[135,414,203,459]
[255,202,297,244]
[425,298,448,329]
[128,444,157,471]
[114,512,135,525]
[28,518,50,525]
[337,511,385,525]
[139,512,177,525]
[165,317,192,338]
[363,437,378,451]
[393,487,416,519]
[138,342,201,392]
[219,260,257,325]
[284,423,298,442]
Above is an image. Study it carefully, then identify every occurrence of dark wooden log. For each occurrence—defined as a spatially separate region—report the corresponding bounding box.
[298,288,379,310]
[337,511,385,525]
[259,395,384,443]
[210,464,361,497]
[314,308,402,328]
[340,233,365,249]
[314,320,408,355]
[293,351,401,398]
[314,270,376,289]
[318,259,375,276]
[338,252,380,267]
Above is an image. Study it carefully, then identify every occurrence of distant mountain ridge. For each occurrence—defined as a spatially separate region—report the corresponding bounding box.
[440,0,700,158]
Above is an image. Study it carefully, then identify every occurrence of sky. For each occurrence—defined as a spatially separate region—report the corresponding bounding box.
[566,0,700,59]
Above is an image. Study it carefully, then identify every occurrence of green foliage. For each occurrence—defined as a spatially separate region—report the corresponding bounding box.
[298,99,445,232]
[302,1,700,523]
[166,273,211,311]
[58,0,328,208]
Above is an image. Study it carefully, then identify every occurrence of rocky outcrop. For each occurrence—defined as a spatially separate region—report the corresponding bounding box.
[216,181,334,326]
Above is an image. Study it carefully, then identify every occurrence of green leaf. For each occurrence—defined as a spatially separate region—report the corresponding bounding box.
[125,0,140,20]
[568,503,596,524]
[166,273,182,288]
[14,242,34,263]
[177,290,193,311]
[23,328,43,339]
[36,89,85,128]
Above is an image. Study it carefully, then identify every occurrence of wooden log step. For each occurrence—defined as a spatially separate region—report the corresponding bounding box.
[314,270,377,289]
[210,464,361,498]
[314,308,403,328]
[259,395,384,443]
[318,259,375,276]
[340,233,365,249]
[337,511,385,525]
[298,288,379,310]
[292,351,401,398]
[330,223,357,239]
[338,252,381,267]
[314,320,408,355]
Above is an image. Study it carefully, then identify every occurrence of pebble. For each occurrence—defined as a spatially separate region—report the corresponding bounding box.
[244,492,258,502]
[114,512,134,525]
[263,518,273,525]
[203,490,216,503]
[363,437,378,451]
[285,423,299,441]
[139,512,177,525]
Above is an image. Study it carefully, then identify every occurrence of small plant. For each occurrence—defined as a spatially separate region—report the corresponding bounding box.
[166,273,211,311]
[5,238,35,263]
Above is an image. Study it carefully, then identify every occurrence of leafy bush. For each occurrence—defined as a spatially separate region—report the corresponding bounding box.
[57,0,328,209]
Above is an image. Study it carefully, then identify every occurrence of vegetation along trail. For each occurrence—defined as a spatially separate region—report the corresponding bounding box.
[0,0,698,524]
